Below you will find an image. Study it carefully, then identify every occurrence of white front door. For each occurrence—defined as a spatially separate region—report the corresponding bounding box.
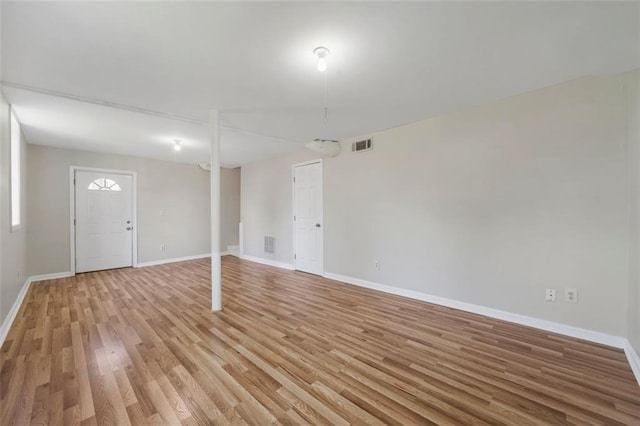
[294,161,323,275]
[75,171,133,273]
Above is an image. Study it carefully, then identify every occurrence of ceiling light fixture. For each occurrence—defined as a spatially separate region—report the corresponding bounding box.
[307,46,339,157]
[305,138,341,157]
[313,46,330,72]
[173,139,182,151]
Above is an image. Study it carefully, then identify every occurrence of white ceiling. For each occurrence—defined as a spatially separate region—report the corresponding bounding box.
[2,1,639,167]
[2,85,301,167]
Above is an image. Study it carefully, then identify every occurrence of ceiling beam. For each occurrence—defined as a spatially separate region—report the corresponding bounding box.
[1,80,206,125]
[1,80,304,146]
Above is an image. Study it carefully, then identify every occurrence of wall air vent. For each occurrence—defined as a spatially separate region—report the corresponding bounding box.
[352,138,373,153]
[264,236,275,254]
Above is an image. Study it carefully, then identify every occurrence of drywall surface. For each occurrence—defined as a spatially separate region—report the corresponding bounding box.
[27,145,213,274]
[221,167,240,250]
[0,91,28,327]
[627,71,640,352]
[241,149,317,264]
[242,72,638,336]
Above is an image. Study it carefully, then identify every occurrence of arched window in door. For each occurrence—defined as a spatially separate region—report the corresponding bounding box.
[88,178,122,191]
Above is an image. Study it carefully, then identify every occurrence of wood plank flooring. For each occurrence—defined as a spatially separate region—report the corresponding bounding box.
[1,256,639,425]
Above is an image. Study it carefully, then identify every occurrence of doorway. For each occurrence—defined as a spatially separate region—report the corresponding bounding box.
[293,159,324,275]
[71,167,137,274]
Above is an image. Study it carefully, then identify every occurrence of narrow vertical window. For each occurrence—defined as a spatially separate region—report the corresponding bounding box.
[10,107,21,230]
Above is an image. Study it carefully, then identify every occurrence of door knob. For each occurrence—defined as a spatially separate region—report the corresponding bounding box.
[315,223,321,228]
[126,220,131,224]
[126,226,133,231]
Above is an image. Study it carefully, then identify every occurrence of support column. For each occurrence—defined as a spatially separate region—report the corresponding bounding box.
[211,110,222,311]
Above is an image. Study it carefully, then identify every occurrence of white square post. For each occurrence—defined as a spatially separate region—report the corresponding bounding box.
[211,110,222,311]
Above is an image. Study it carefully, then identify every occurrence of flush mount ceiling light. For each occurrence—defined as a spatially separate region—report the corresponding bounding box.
[173,139,182,151]
[305,138,341,157]
[313,46,330,72]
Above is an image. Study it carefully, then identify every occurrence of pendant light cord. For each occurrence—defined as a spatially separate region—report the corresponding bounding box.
[324,68,329,123]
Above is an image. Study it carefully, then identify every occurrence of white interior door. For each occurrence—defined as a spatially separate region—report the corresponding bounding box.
[75,170,133,273]
[294,161,323,275]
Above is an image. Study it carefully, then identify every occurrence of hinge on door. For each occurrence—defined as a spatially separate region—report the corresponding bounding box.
[293,177,296,183]
[294,254,296,260]
[294,215,296,221]
[73,218,76,226]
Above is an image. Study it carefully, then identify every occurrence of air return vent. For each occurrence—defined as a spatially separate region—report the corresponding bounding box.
[352,138,373,153]
[264,236,275,254]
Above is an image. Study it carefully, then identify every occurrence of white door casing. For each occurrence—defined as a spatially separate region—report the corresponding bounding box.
[293,160,324,275]
[75,170,134,273]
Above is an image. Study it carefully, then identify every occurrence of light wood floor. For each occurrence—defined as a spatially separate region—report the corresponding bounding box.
[1,257,639,425]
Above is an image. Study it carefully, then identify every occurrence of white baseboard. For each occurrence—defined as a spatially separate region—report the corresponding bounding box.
[0,271,74,347]
[329,266,640,383]
[625,340,640,385]
[0,278,32,347]
[227,245,239,257]
[137,253,211,267]
[4,261,638,386]
[239,254,294,270]
[30,271,74,282]
[3,262,638,386]
[323,272,627,349]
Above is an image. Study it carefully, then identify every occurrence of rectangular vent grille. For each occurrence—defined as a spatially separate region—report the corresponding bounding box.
[264,236,275,254]
[352,138,373,153]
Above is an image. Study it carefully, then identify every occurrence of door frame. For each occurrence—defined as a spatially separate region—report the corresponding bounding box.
[69,166,138,275]
[291,158,324,274]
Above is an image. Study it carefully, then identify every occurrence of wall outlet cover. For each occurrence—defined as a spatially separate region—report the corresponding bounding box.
[545,289,556,302]
[565,288,578,303]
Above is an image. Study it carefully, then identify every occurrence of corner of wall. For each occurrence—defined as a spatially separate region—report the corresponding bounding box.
[0,91,29,328]
[625,70,640,354]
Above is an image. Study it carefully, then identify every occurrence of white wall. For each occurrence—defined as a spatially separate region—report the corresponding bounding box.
[242,71,639,337]
[242,149,317,263]
[627,72,640,353]
[220,167,240,250]
[0,0,3,329]
[0,91,29,327]
[27,145,218,275]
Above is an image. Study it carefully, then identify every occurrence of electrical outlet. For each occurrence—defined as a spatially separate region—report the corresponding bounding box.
[160,244,165,252]
[565,288,578,303]
[375,260,381,270]
[545,289,556,302]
